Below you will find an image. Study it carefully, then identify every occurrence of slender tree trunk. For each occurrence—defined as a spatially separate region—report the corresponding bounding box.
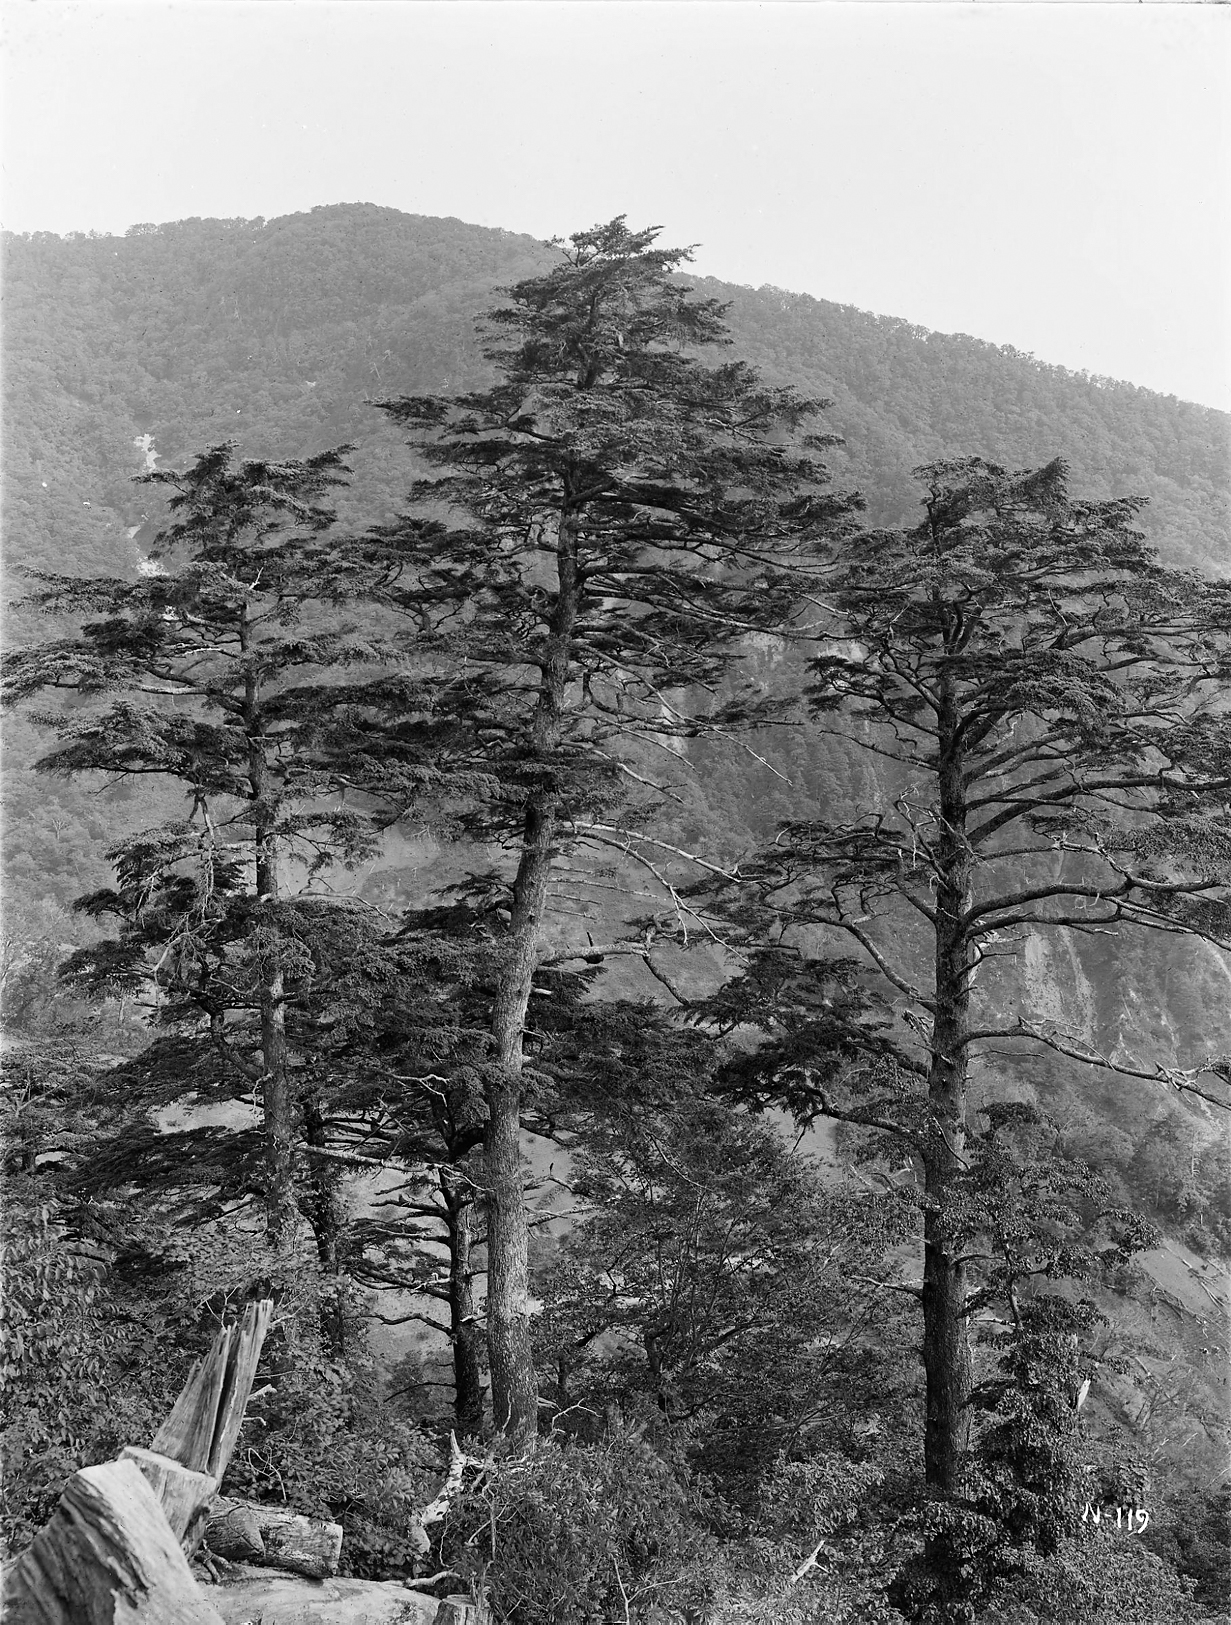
[920,652,975,1609]
[259,966,299,1254]
[483,505,580,1435]
[304,1108,344,1274]
[245,630,299,1258]
[303,1099,349,1356]
[487,861,548,1432]
[441,1168,484,1435]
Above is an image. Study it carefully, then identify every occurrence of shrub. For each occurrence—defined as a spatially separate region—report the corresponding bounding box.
[0,1191,173,1553]
[439,1427,717,1624]
[222,1297,443,1579]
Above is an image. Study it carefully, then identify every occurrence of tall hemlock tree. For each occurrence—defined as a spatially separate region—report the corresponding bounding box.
[375,218,859,1431]
[2,444,391,1258]
[714,458,1231,1618]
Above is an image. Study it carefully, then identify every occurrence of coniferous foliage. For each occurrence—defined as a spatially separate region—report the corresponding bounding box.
[704,456,1231,1619]
[3,214,1229,1622]
[368,216,862,1432]
[1,443,407,1255]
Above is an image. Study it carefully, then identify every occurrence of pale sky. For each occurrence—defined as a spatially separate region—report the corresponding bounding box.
[2,1,1229,410]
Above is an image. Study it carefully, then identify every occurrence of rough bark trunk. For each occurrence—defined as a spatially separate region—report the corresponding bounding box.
[482,1073,539,1435]
[441,1168,485,1435]
[245,630,299,1258]
[919,650,975,1607]
[483,507,580,1435]
[304,1099,344,1273]
[303,1099,349,1356]
[259,966,299,1253]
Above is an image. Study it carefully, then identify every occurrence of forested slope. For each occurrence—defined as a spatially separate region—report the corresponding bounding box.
[2,206,1228,1622]
[4,198,1228,1283]
[4,203,1227,587]
[4,204,1228,915]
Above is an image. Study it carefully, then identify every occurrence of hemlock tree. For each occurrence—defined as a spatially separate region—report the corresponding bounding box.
[712,458,1231,1618]
[373,217,860,1431]
[1,444,399,1259]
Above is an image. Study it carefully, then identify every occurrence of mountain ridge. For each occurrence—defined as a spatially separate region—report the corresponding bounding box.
[4,202,1227,586]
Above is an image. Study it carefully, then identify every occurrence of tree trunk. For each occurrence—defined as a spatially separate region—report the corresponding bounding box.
[482,1075,539,1435]
[205,1499,343,1579]
[304,1098,349,1356]
[259,965,299,1254]
[442,1167,485,1435]
[919,654,975,1608]
[483,507,580,1435]
[246,646,299,1258]
[304,1099,345,1272]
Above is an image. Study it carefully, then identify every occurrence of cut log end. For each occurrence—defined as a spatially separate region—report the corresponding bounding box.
[206,1498,342,1580]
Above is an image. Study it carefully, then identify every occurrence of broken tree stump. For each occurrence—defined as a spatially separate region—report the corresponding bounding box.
[0,1458,225,1625]
[205,1499,343,1579]
[152,1299,274,1480]
[116,1447,217,1543]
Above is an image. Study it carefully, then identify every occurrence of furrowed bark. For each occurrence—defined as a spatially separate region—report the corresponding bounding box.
[301,1096,351,1353]
[244,617,298,1258]
[486,797,554,1432]
[259,966,298,1254]
[920,645,975,1600]
[483,506,579,1435]
[442,1166,485,1435]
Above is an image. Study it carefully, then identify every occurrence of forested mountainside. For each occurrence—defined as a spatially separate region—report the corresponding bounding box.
[2,208,1229,1625]
[4,203,1228,587]
[4,205,1228,910]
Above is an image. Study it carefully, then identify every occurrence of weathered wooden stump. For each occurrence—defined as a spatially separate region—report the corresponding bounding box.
[116,1447,217,1543]
[433,1596,487,1625]
[152,1300,274,1480]
[0,1300,275,1624]
[0,1458,225,1625]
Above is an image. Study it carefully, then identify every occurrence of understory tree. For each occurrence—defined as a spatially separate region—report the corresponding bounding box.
[372,216,861,1431]
[536,1066,914,1481]
[709,457,1231,1619]
[332,917,602,1435]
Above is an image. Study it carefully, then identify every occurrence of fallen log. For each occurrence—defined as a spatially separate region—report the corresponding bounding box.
[205,1498,342,1579]
[201,1501,264,1564]
[0,1458,225,1625]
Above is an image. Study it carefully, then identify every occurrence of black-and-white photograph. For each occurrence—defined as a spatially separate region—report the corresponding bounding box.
[1,4,1228,1623]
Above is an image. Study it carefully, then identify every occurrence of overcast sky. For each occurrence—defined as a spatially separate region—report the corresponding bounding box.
[2,1,1228,409]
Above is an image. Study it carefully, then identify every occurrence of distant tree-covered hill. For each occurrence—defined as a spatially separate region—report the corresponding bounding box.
[3,202,1227,589]
[4,202,1227,916]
